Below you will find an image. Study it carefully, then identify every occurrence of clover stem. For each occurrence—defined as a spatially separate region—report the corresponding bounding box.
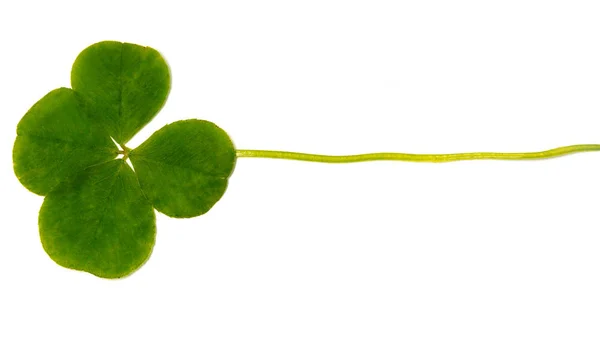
[235,144,600,163]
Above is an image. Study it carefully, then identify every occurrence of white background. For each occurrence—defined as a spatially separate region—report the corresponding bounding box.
[1,1,600,347]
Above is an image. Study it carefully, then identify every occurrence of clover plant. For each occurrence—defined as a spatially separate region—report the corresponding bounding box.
[13,41,600,278]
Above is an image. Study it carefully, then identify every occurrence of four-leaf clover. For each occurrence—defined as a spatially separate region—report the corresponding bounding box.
[13,41,236,278]
[19,40,597,280]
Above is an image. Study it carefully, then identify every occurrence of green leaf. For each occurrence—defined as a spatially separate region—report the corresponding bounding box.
[13,88,117,196]
[14,41,240,278]
[130,119,236,218]
[39,159,156,279]
[71,41,171,144]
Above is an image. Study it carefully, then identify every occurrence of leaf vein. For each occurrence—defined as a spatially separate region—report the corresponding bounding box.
[117,44,124,142]
[17,134,115,153]
[131,156,228,179]
[81,163,123,271]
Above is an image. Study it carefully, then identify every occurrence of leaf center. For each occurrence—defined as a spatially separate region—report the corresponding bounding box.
[111,137,131,160]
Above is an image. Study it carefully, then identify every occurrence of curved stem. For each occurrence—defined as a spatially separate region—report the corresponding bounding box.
[236,144,600,163]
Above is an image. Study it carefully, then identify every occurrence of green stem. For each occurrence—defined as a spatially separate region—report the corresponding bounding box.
[236,144,600,163]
